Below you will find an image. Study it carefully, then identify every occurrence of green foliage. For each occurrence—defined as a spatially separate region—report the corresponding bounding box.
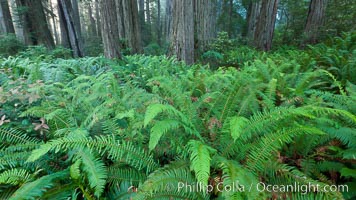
[308,31,356,85]
[0,36,355,199]
[50,47,73,59]
[0,34,25,57]
[144,43,165,56]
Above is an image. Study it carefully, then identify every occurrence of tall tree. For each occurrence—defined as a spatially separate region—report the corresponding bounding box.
[164,0,173,41]
[0,0,15,34]
[138,0,146,43]
[156,0,161,46]
[145,0,152,40]
[170,0,194,64]
[124,0,142,53]
[100,0,121,58]
[246,0,261,43]
[116,0,142,53]
[94,0,101,38]
[304,0,327,44]
[15,0,55,49]
[253,0,278,51]
[194,0,217,52]
[49,0,59,45]
[87,2,97,37]
[58,0,84,57]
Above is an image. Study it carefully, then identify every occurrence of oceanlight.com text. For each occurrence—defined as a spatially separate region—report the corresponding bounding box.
[177,181,349,195]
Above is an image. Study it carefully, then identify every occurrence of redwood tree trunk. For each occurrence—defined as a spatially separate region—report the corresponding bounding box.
[87,2,97,37]
[246,0,261,44]
[0,0,15,34]
[58,0,84,57]
[94,0,101,38]
[49,1,59,44]
[116,0,142,54]
[156,0,161,46]
[171,0,194,64]
[100,0,121,59]
[254,0,278,51]
[194,0,217,52]
[304,0,327,44]
[16,0,55,49]
[165,0,173,41]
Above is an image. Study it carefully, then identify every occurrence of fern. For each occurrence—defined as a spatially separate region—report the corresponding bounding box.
[0,168,32,185]
[9,170,68,200]
[188,140,216,186]
[0,127,39,145]
[75,148,107,197]
[26,134,159,173]
[137,160,208,200]
[149,119,180,151]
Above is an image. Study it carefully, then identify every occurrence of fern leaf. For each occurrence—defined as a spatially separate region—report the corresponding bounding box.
[187,140,216,186]
[0,169,32,185]
[229,116,249,141]
[0,127,38,144]
[144,104,180,127]
[9,170,68,200]
[69,159,81,180]
[149,119,180,151]
[76,149,107,197]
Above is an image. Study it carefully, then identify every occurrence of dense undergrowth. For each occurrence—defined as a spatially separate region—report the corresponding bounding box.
[0,32,355,199]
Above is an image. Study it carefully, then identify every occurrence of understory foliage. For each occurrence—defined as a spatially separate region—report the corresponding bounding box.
[0,33,355,199]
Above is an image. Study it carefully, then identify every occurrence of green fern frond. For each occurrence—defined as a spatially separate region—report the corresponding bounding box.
[246,126,325,173]
[107,166,146,186]
[9,170,68,200]
[188,140,216,186]
[76,148,107,197]
[144,104,181,127]
[217,157,263,200]
[229,116,249,141]
[0,168,32,185]
[323,127,356,148]
[137,160,207,200]
[26,135,159,173]
[149,119,180,151]
[69,159,81,180]
[0,127,39,145]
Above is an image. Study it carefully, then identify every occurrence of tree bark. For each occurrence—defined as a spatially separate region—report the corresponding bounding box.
[145,0,152,42]
[116,0,142,54]
[100,0,121,59]
[87,2,97,37]
[156,0,161,46]
[246,0,261,44]
[94,0,101,38]
[165,0,172,41]
[194,0,217,52]
[304,0,327,44]
[58,0,84,57]
[15,0,55,49]
[138,0,145,43]
[49,0,59,45]
[171,0,194,64]
[0,0,15,34]
[253,0,278,51]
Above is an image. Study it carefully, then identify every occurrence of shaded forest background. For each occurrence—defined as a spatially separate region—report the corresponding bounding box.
[0,0,355,63]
